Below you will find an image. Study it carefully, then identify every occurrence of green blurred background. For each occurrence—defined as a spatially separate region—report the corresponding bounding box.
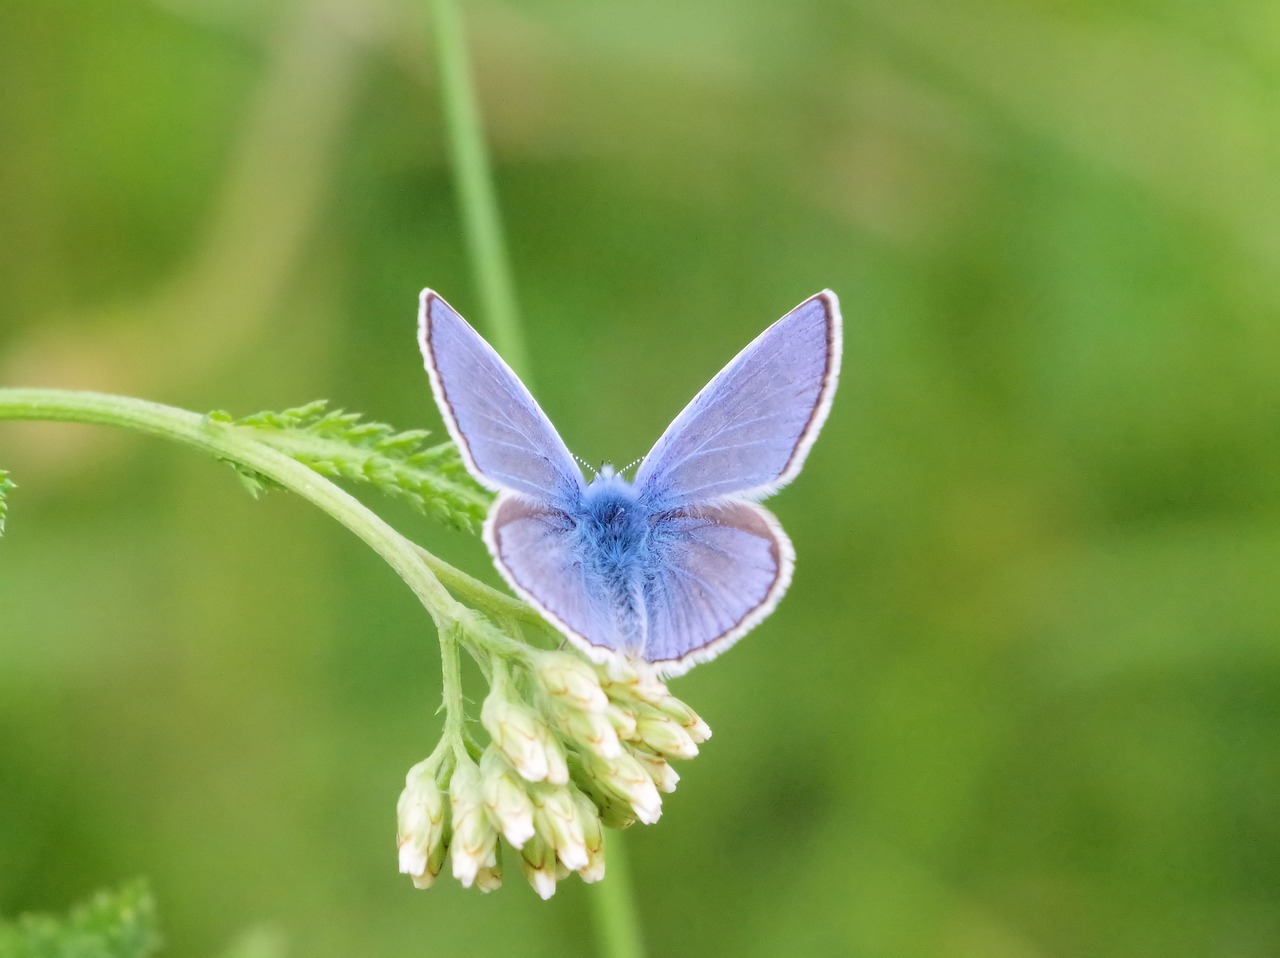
[2,0,1278,954]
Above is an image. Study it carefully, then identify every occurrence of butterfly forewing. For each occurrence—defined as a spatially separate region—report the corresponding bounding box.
[418,291,583,504]
[634,291,840,507]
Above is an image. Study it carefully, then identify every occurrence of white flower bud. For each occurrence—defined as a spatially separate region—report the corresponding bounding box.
[603,657,670,703]
[396,759,448,888]
[570,765,637,830]
[588,751,662,825]
[553,703,622,759]
[632,749,680,793]
[449,758,498,888]
[475,860,503,893]
[519,834,558,900]
[531,784,589,872]
[604,667,712,746]
[543,736,570,786]
[410,870,440,891]
[481,688,566,784]
[655,696,712,743]
[479,748,536,848]
[535,651,609,713]
[634,711,699,759]
[604,703,637,740]
[571,788,606,883]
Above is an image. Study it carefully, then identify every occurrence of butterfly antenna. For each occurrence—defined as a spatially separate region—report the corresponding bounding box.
[572,453,599,478]
[621,456,644,476]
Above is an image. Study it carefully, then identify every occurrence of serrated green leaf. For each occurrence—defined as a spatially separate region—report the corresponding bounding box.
[0,470,14,537]
[0,881,162,958]
[215,459,284,498]
[220,401,492,532]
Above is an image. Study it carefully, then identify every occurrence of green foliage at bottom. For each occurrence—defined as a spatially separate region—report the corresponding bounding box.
[0,884,160,958]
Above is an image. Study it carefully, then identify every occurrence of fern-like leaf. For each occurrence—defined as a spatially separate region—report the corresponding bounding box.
[212,402,491,532]
[0,470,14,537]
[0,881,161,958]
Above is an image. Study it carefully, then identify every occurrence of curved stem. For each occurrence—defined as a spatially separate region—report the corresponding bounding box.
[416,545,559,639]
[0,389,451,613]
[0,387,504,723]
[438,623,468,754]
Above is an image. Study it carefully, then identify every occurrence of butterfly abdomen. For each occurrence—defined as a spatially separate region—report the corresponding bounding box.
[577,476,653,652]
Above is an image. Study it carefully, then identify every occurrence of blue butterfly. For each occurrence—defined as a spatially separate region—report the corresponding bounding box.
[418,290,842,676]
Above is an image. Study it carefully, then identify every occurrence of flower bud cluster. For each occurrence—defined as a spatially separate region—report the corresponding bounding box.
[396,652,710,898]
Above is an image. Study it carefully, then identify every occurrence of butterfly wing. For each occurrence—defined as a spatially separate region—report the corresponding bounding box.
[487,495,792,675]
[425,288,835,674]
[419,290,583,503]
[484,494,636,660]
[635,291,841,506]
[640,501,793,676]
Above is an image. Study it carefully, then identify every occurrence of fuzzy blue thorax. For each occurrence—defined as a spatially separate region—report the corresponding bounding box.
[579,471,649,571]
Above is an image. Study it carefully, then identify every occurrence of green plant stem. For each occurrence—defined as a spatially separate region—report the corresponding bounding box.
[439,623,468,753]
[428,3,646,948]
[415,545,557,637]
[0,387,493,718]
[430,0,531,384]
[590,833,646,958]
[0,389,446,609]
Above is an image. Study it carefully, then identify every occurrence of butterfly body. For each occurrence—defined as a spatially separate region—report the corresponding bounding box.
[420,289,842,675]
[567,474,652,650]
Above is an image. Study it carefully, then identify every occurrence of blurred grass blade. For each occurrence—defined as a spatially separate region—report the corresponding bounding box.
[430,0,531,384]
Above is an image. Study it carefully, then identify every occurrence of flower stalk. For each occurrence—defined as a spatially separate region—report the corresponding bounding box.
[0,389,714,906]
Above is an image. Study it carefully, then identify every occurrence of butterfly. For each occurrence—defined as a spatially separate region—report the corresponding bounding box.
[418,290,842,676]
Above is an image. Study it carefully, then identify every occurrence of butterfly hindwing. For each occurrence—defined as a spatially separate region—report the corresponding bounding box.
[640,501,793,675]
[418,290,583,504]
[487,495,792,675]
[634,291,841,507]
[484,494,636,658]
